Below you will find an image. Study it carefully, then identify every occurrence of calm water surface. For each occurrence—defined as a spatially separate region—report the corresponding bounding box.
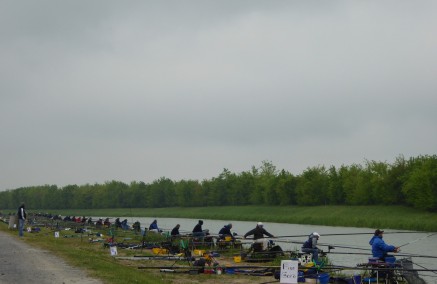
[100,217,437,283]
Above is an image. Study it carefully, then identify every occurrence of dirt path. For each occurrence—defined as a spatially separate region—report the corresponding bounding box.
[0,230,102,284]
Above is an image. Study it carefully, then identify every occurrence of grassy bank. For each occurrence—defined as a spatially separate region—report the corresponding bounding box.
[0,221,272,284]
[22,205,437,232]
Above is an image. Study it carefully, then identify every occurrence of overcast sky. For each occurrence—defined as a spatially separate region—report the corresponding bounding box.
[1,1,436,191]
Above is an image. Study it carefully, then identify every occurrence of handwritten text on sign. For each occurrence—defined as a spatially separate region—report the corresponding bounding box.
[280,260,298,283]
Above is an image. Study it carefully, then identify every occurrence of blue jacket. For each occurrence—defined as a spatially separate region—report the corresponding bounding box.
[149,221,159,231]
[369,236,395,259]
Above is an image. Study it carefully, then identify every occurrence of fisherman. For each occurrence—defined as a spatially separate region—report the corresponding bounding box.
[219,223,235,241]
[96,218,103,228]
[244,222,274,251]
[115,218,122,229]
[369,229,399,261]
[193,220,207,237]
[121,219,130,230]
[133,221,141,233]
[302,232,321,262]
[149,219,161,233]
[171,224,181,237]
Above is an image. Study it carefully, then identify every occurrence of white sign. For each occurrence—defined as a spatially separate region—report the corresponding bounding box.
[110,246,118,256]
[54,231,60,238]
[280,260,298,284]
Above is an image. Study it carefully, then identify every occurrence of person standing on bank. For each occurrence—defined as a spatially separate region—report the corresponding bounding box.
[302,232,321,262]
[369,229,400,261]
[17,202,27,237]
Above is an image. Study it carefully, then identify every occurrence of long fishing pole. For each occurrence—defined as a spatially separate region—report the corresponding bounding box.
[307,251,437,259]
[398,233,437,248]
[411,261,437,275]
[138,264,437,273]
[272,239,370,251]
[396,253,437,259]
[275,231,424,238]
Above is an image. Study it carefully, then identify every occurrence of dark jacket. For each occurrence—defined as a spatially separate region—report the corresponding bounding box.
[219,225,232,236]
[302,234,318,249]
[193,223,203,233]
[244,226,273,240]
[17,205,26,220]
[171,226,180,236]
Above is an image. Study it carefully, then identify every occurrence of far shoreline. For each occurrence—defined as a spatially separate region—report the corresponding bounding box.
[4,205,436,232]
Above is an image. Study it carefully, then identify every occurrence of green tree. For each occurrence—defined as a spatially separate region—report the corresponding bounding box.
[296,166,329,205]
[402,155,437,211]
[276,170,297,205]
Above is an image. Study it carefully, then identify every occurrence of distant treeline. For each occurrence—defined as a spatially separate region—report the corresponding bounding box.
[1,155,436,212]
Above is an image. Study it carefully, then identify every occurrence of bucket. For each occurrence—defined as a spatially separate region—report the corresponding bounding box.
[317,273,330,284]
[152,248,168,255]
[194,249,205,256]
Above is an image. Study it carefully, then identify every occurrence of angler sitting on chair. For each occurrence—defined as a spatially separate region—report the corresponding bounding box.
[369,229,399,261]
[219,223,235,241]
[301,232,321,262]
[244,222,274,252]
[121,219,130,230]
[132,221,141,233]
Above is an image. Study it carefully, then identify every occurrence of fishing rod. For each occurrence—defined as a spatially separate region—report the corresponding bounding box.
[411,261,437,275]
[396,253,437,259]
[275,231,424,238]
[313,250,437,259]
[138,265,280,269]
[272,239,370,251]
[398,233,437,248]
[138,264,437,273]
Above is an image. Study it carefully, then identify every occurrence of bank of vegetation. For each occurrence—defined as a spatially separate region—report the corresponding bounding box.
[1,155,436,213]
[25,206,437,232]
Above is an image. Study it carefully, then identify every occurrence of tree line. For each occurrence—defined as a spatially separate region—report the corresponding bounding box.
[1,155,436,212]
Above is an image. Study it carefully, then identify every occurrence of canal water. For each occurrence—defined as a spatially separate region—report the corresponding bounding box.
[102,216,437,283]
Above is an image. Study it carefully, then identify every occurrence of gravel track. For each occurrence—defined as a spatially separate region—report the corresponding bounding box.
[0,230,102,284]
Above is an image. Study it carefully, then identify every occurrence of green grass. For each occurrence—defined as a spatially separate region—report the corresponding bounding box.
[24,205,437,232]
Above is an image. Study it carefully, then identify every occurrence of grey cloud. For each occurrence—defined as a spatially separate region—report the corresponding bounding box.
[1,1,436,190]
